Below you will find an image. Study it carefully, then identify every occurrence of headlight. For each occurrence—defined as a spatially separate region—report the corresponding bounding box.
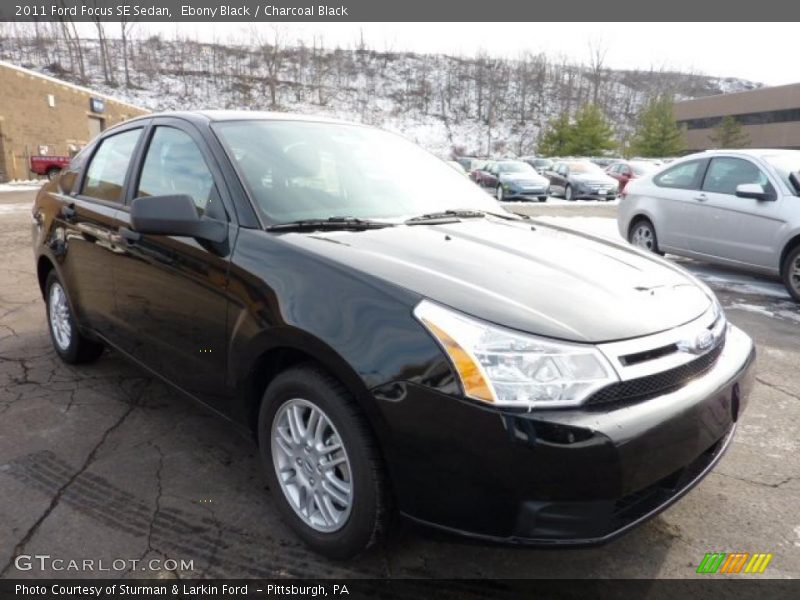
[414,300,619,409]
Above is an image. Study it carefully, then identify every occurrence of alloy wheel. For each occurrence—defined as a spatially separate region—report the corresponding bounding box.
[631,223,655,251]
[790,254,800,295]
[496,186,504,201]
[271,398,353,533]
[48,282,72,351]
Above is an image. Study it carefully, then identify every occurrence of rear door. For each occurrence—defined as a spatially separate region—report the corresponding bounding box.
[113,118,236,410]
[689,156,785,268]
[58,123,146,338]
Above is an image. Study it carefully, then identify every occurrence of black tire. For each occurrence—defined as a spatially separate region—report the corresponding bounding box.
[782,245,800,303]
[258,364,389,559]
[44,270,104,364]
[565,184,574,201]
[628,218,664,256]
[538,196,548,202]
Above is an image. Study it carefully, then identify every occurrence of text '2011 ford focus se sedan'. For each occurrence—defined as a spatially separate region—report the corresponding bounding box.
[32,112,755,558]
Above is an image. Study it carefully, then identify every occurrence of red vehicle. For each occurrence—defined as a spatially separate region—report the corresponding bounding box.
[30,155,71,181]
[605,160,661,193]
[469,160,494,185]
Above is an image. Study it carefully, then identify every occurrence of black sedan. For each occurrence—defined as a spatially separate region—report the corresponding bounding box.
[32,111,755,558]
[546,160,619,201]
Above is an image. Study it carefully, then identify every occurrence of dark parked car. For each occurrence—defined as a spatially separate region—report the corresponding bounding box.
[605,160,661,193]
[33,111,755,558]
[546,160,619,201]
[521,156,554,175]
[488,160,550,201]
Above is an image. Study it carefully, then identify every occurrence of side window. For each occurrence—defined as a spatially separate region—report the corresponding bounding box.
[137,127,222,218]
[654,160,704,190]
[81,128,142,203]
[702,157,771,196]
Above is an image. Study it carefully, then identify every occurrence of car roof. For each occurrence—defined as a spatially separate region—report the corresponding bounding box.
[688,148,800,160]
[119,110,358,127]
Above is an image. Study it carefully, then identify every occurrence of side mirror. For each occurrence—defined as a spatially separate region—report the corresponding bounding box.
[735,183,773,201]
[130,194,227,242]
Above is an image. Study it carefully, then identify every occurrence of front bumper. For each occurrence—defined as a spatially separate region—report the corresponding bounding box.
[373,325,755,545]
[504,185,548,199]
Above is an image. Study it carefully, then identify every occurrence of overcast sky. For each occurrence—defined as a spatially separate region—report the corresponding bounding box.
[111,22,796,87]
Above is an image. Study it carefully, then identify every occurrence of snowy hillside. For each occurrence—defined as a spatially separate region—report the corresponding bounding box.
[0,27,762,157]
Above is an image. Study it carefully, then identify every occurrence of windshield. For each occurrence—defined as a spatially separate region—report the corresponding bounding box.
[497,161,535,174]
[763,153,800,194]
[213,120,500,224]
[533,159,552,168]
[567,161,605,174]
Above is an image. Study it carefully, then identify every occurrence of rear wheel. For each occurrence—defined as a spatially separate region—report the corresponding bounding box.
[45,271,104,364]
[782,245,800,302]
[258,365,388,558]
[629,219,663,255]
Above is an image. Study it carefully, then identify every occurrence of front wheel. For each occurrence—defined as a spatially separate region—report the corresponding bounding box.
[538,196,548,203]
[629,219,663,255]
[258,365,389,559]
[565,185,574,201]
[496,185,504,201]
[782,245,800,302]
[45,271,104,364]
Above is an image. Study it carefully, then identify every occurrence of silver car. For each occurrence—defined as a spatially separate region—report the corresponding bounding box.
[618,149,800,301]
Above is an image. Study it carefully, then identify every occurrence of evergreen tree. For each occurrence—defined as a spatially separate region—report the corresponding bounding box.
[629,94,686,157]
[565,104,616,156]
[537,114,572,156]
[709,115,750,148]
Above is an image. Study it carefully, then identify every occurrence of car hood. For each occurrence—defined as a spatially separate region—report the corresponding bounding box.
[283,218,712,343]
[500,172,548,185]
[572,173,617,185]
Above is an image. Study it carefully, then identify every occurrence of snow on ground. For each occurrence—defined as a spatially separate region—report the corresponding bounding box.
[0,181,42,192]
[533,216,622,239]
[503,198,620,208]
[0,203,31,215]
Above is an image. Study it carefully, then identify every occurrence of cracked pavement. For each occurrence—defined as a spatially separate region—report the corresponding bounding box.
[1,189,799,579]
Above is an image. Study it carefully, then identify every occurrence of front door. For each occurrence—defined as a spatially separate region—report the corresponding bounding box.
[113,119,234,410]
[688,156,786,269]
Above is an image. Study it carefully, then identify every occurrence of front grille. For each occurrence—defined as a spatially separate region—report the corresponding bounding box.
[587,340,725,406]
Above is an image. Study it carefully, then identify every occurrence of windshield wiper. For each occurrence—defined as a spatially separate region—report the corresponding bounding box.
[405,208,524,224]
[266,217,394,232]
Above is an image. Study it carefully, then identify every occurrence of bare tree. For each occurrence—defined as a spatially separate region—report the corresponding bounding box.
[252,25,285,108]
[587,37,608,107]
[120,17,137,88]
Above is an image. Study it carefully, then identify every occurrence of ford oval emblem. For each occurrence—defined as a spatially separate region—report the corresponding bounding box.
[678,330,715,355]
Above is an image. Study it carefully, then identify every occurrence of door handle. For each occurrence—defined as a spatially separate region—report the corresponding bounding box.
[693,194,707,202]
[118,227,141,244]
[60,204,76,222]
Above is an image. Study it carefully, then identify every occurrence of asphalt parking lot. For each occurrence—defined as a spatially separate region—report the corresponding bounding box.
[1,187,798,579]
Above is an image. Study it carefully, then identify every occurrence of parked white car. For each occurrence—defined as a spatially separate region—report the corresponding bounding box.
[618,149,800,301]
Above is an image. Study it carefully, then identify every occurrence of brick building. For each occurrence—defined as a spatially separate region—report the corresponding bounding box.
[0,61,149,182]
[674,83,800,152]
